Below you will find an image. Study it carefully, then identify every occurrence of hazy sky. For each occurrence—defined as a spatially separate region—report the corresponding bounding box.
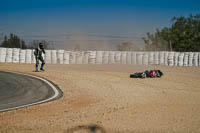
[0,0,200,50]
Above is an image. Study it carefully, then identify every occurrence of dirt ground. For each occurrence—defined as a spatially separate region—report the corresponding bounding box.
[0,63,200,133]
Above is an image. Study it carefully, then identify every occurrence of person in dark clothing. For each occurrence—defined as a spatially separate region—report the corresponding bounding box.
[130,70,163,79]
[130,72,146,78]
[34,43,45,72]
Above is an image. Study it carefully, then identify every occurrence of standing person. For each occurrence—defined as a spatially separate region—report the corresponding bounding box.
[34,43,45,72]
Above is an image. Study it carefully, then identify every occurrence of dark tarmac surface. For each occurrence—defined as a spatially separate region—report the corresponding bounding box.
[0,71,62,112]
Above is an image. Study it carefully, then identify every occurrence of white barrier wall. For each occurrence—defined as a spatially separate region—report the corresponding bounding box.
[57,50,64,64]
[126,52,132,65]
[193,52,198,66]
[19,49,26,63]
[0,47,199,66]
[115,51,121,64]
[136,52,143,65]
[159,52,165,65]
[174,52,179,66]
[63,51,70,64]
[121,52,127,64]
[189,52,194,67]
[168,52,174,66]
[25,49,32,63]
[199,52,200,66]
[51,50,57,64]
[76,51,83,64]
[102,51,109,64]
[109,51,115,64]
[96,51,103,64]
[6,48,13,63]
[31,49,36,63]
[0,48,7,62]
[89,51,96,64]
[154,52,159,65]
[12,48,20,63]
[149,52,154,65]
[143,52,148,65]
[178,53,184,66]
[131,52,137,65]
[164,52,169,65]
[45,50,51,64]
[184,52,189,66]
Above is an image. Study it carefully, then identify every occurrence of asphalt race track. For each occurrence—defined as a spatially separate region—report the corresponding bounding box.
[0,71,62,112]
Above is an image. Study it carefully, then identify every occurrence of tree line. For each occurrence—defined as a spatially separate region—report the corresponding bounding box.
[1,13,199,52]
[0,34,52,49]
[0,33,27,49]
[142,14,200,52]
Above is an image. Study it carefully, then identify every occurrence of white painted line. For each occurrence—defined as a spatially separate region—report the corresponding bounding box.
[0,71,60,112]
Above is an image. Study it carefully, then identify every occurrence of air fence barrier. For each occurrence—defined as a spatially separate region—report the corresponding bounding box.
[0,47,199,67]
[76,51,84,64]
[12,48,20,63]
[5,48,13,63]
[19,49,26,63]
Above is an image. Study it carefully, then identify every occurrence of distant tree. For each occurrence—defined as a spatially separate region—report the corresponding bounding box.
[143,14,200,52]
[117,42,141,51]
[27,40,39,49]
[27,40,51,49]
[0,33,3,42]
[142,28,170,51]
[74,44,81,51]
[170,14,200,51]
[0,33,27,49]
[40,40,50,49]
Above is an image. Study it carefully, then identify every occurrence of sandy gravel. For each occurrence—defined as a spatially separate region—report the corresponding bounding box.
[0,63,200,133]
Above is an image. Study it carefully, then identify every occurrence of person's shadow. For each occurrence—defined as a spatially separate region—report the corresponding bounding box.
[65,124,106,133]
